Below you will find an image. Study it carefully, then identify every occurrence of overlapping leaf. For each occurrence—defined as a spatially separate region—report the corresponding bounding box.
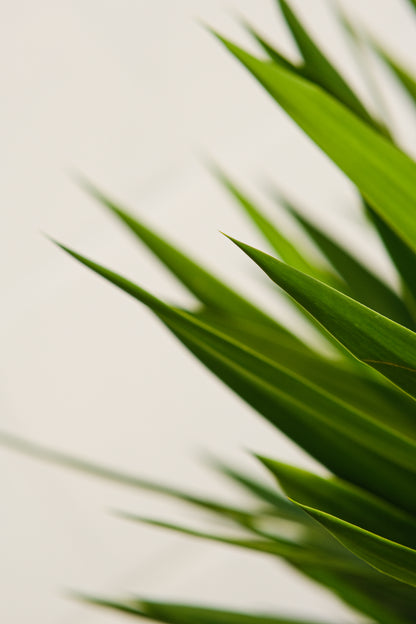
[214,35,416,258]
[211,165,341,288]
[262,5,416,316]
[230,236,416,401]
[54,243,416,517]
[373,43,416,109]
[83,186,416,439]
[298,504,416,588]
[259,458,416,549]
[279,196,414,328]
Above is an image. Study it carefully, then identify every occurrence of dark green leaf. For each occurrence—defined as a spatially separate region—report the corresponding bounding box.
[55,242,416,514]
[298,504,416,587]
[281,197,414,328]
[259,458,416,549]
[366,203,416,308]
[230,236,416,401]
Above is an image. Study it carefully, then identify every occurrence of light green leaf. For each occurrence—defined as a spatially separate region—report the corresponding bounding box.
[275,0,375,126]
[214,35,416,256]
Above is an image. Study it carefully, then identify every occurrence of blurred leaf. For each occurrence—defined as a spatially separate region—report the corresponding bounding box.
[298,564,415,624]
[85,596,336,624]
[121,513,370,574]
[372,42,416,109]
[0,431,274,528]
[406,0,416,14]
[242,21,302,75]
[210,460,310,522]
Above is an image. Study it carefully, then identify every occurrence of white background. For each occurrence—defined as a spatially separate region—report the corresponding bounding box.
[1,1,415,622]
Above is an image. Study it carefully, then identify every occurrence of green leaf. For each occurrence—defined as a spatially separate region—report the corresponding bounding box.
[211,165,336,284]
[193,307,382,415]
[281,197,415,328]
[213,35,416,256]
[0,431,268,528]
[82,181,299,344]
[259,458,416,549]
[366,203,416,308]
[55,242,416,513]
[406,0,416,15]
[298,503,416,587]
[229,236,416,401]
[84,180,416,427]
[242,21,302,75]
[85,596,336,624]
[333,6,392,130]
[199,307,416,441]
[210,166,362,360]
[297,565,415,624]
[275,0,376,126]
[210,460,309,523]
[372,42,416,109]
[121,513,368,573]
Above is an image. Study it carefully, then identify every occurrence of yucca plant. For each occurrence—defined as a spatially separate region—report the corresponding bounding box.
[3,1,416,622]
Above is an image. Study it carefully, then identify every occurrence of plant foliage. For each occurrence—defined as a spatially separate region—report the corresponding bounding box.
[2,1,416,622]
